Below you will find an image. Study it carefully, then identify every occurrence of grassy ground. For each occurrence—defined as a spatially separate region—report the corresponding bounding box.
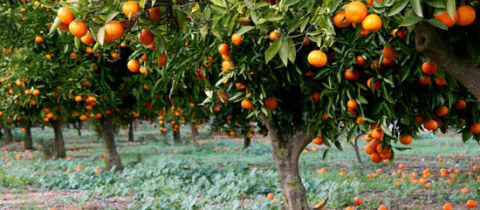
[0,125,479,210]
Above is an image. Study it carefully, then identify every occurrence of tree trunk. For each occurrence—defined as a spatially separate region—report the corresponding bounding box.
[128,121,134,142]
[51,120,66,159]
[259,114,313,210]
[161,131,169,145]
[77,121,82,136]
[173,129,181,144]
[243,136,251,149]
[414,22,480,101]
[24,122,33,150]
[66,123,70,129]
[190,123,198,143]
[4,128,13,145]
[350,135,363,164]
[100,114,123,171]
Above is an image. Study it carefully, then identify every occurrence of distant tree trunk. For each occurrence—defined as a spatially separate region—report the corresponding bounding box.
[259,114,313,210]
[77,121,82,136]
[128,121,134,142]
[173,129,181,144]
[24,122,33,150]
[41,125,45,131]
[51,120,66,159]
[190,123,197,143]
[243,136,251,149]
[66,123,70,129]
[4,128,13,145]
[100,114,123,171]
[350,135,363,164]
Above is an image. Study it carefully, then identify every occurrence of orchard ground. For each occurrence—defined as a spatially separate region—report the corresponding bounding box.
[0,125,479,210]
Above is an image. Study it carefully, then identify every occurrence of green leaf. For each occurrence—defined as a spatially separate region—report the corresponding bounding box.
[462,131,472,142]
[287,38,296,63]
[399,14,422,26]
[410,0,423,17]
[264,13,284,22]
[97,27,105,45]
[283,0,301,7]
[387,0,409,16]
[74,37,80,50]
[279,38,289,66]
[334,140,343,151]
[105,11,120,22]
[425,0,445,8]
[265,39,282,64]
[322,149,329,160]
[347,125,358,142]
[446,0,456,20]
[200,24,209,38]
[48,18,62,35]
[426,19,448,30]
[235,26,255,35]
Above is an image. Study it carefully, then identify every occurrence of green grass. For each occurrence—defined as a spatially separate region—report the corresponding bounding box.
[0,126,479,209]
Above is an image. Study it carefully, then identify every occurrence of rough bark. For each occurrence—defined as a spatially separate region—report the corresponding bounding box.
[4,128,13,145]
[243,136,251,149]
[414,22,480,101]
[190,123,198,143]
[128,121,134,142]
[24,122,33,150]
[51,120,66,159]
[259,114,314,210]
[100,114,124,171]
[173,129,181,144]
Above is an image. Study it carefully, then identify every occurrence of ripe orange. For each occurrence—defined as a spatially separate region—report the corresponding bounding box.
[81,32,94,45]
[35,35,43,43]
[16,79,23,87]
[435,77,447,86]
[443,203,453,210]
[264,97,278,110]
[148,7,161,22]
[333,10,350,28]
[422,61,437,75]
[456,5,476,26]
[222,60,235,73]
[58,7,75,24]
[399,135,412,145]
[367,78,381,91]
[32,89,40,96]
[308,50,327,67]
[347,99,357,109]
[218,43,230,55]
[354,197,362,206]
[127,59,140,73]
[435,11,458,27]
[231,34,243,46]
[362,14,382,32]
[424,120,438,130]
[455,100,467,110]
[345,68,359,81]
[470,123,480,135]
[378,204,388,210]
[419,75,431,86]
[382,46,398,61]
[267,193,274,200]
[356,55,366,66]
[345,1,367,23]
[139,67,148,74]
[160,54,167,66]
[122,1,140,19]
[241,99,254,110]
[79,115,87,121]
[138,30,154,45]
[392,28,407,39]
[370,153,382,163]
[268,31,279,41]
[312,136,323,145]
[371,128,384,140]
[466,200,477,208]
[104,21,124,42]
[380,149,391,159]
[435,106,449,117]
[69,20,88,37]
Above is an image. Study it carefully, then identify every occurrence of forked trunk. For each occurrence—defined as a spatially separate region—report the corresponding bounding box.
[259,114,313,210]
[190,123,198,143]
[173,129,181,144]
[243,136,251,149]
[128,121,134,142]
[100,114,123,171]
[351,135,363,164]
[24,122,33,150]
[51,120,66,159]
[4,128,13,145]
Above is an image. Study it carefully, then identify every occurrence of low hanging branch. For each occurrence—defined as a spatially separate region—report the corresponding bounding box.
[414,22,480,101]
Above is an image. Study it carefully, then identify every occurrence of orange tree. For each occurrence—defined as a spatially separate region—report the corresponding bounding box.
[198,0,480,209]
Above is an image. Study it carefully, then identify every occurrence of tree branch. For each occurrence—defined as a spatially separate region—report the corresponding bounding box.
[414,22,480,101]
